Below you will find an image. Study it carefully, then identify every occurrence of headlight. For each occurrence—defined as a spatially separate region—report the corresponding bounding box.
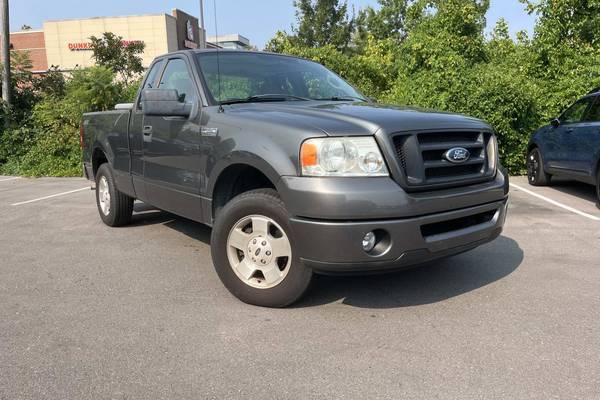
[300,137,389,177]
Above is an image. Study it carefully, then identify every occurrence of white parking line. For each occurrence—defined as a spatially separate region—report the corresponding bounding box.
[510,183,600,221]
[0,177,20,182]
[11,187,90,206]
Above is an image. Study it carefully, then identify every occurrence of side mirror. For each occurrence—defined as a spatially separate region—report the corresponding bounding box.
[550,118,561,128]
[141,89,192,117]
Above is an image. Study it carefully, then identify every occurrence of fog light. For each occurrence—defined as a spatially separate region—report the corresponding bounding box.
[362,232,376,252]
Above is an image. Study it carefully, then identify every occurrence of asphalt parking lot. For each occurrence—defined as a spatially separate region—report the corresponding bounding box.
[1,175,600,399]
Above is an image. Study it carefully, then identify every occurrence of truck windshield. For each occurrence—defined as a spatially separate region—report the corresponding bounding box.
[196,52,366,104]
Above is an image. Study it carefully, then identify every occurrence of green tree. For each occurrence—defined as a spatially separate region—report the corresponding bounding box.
[0,51,38,123]
[521,0,600,48]
[292,0,355,51]
[67,66,125,113]
[34,66,67,98]
[360,0,410,42]
[522,0,600,117]
[89,32,145,83]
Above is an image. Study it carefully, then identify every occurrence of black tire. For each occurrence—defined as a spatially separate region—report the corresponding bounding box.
[95,163,134,227]
[527,147,551,186]
[210,189,312,308]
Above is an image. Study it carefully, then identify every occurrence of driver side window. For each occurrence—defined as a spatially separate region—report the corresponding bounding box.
[560,98,593,124]
[158,58,198,104]
[584,97,600,122]
[137,60,163,109]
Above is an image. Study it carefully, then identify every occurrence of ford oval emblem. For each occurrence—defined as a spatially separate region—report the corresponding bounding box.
[444,147,470,164]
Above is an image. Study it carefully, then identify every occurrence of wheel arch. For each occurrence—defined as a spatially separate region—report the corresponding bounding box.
[91,145,111,178]
[210,161,282,221]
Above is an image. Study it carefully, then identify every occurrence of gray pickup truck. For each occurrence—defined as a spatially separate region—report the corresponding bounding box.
[82,50,509,307]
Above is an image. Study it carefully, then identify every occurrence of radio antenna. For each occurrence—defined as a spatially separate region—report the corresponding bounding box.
[213,0,224,112]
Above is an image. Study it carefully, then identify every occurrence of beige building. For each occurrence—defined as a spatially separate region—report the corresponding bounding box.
[44,14,177,70]
[10,9,252,73]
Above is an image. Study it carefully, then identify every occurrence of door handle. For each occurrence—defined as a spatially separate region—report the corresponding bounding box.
[566,128,574,133]
[142,126,153,143]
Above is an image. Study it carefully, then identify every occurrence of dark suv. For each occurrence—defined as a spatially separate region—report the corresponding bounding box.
[528,89,600,205]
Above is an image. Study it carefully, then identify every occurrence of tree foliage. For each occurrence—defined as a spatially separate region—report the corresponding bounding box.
[89,32,145,83]
[266,0,355,52]
[0,51,140,177]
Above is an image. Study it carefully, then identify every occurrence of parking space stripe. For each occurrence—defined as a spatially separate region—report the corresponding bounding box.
[11,187,90,206]
[0,177,20,182]
[510,183,600,221]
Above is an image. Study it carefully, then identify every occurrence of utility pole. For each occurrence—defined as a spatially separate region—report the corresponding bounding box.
[0,0,10,107]
[198,0,207,48]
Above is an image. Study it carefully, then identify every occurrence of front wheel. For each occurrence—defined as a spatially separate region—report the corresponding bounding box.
[527,147,551,186]
[210,189,312,307]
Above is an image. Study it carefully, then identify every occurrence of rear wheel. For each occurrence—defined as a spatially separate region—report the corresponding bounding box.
[95,163,134,227]
[211,189,312,307]
[527,147,551,186]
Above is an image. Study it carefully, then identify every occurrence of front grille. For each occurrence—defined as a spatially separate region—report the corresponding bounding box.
[420,210,497,238]
[392,130,495,190]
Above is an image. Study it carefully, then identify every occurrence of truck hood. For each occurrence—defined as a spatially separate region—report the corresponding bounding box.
[226,101,492,136]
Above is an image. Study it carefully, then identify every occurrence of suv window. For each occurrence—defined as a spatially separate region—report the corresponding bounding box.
[584,96,600,122]
[560,97,594,124]
[158,58,197,103]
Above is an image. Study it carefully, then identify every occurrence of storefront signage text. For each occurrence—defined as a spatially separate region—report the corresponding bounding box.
[68,40,144,51]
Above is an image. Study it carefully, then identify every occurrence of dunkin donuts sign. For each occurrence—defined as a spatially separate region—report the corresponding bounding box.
[68,40,144,51]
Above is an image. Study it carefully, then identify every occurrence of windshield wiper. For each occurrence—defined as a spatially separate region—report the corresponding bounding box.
[220,94,310,105]
[315,96,367,102]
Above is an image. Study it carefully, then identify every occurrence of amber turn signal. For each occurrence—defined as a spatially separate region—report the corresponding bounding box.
[300,142,318,167]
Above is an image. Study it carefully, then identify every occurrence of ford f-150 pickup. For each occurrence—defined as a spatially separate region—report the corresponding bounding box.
[82,50,509,307]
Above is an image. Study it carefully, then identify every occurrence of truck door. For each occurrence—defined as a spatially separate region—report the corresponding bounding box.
[141,56,205,222]
[129,59,164,202]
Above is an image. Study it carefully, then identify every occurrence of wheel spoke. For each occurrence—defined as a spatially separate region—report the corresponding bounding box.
[261,263,282,285]
[270,237,291,259]
[251,216,269,236]
[236,259,255,280]
[229,228,251,251]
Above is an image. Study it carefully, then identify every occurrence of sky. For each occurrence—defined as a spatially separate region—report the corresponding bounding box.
[10,0,537,49]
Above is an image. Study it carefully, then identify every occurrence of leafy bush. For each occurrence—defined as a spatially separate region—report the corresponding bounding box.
[0,66,135,177]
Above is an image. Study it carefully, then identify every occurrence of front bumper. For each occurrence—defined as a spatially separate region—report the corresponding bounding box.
[290,198,508,273]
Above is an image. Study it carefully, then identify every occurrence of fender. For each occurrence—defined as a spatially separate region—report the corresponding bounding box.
[207,151,289,198]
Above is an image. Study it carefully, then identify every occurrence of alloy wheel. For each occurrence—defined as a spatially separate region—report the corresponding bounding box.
[226,215,292,289]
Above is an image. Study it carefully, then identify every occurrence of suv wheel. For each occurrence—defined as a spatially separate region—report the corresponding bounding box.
[211,189,312,307]
[95,164,134,227]
[596,170,600,209]
[527,147,551,186]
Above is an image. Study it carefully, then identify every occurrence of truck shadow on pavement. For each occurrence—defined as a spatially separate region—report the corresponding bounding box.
[130,203,523,309]
[130,203,212,242]
[295,235,523,309]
